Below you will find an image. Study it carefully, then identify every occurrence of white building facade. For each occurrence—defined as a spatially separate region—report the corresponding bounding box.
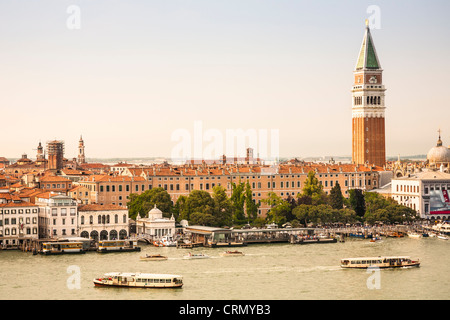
[391,171,450,220]
[136,205,175,240]
[0,202,39,247]
[78,204,129,241]
[37,193,78,239]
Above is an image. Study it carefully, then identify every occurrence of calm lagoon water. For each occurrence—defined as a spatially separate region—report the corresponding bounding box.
[0,237,448,300]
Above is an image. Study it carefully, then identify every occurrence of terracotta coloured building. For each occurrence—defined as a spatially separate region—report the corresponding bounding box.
[38,175,73,194]
[46,140,65,172]
[75,162,385,217]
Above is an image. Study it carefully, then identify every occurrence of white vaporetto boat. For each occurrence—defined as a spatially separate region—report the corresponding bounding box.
[97,240,141,253]
[340,256,420,269]
[183,252,209,259]
[93,272,183,288]
[41,242,86,255]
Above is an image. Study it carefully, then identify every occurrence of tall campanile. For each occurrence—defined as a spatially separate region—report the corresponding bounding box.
[352,20,386,167]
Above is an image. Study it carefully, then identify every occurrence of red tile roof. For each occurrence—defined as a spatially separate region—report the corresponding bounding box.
[78,204,127,211]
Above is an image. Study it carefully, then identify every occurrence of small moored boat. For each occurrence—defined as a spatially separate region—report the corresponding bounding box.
[370,236,382,242]
[220,250,244,257]
[153,236,177,247]
[340,256,420,269]
[437,234,449,240]
[407,232,422,239]
[93,272,183,288]
[140,254,168,261]
[386,232,404,238]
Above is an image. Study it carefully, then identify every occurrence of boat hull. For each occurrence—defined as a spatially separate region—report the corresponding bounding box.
[98,247,141,253]
[220,252,244,257]
[93,280,182,289]
[140,256,168,261]
[41,250,86,255]
[183,255,209,259]
[341,262,420,269]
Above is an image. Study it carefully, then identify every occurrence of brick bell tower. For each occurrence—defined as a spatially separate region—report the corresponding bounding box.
[352,20,386,167]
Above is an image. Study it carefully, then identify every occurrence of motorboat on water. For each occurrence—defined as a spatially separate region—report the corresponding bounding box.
[407,232,422,239]
[437,234,449,240]
[183,252,209,259]
[340,256,420,269]
[93,272,183,288]
[140,254,168,261]
[369,235,382,242]
[220,250,244,257]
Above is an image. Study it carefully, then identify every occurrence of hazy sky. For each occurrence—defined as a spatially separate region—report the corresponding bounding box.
[1,0,449,160]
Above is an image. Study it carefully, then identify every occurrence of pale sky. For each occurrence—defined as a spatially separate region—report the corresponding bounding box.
[0,0,449,160]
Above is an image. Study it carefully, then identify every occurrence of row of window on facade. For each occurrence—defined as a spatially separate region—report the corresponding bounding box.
[0,216,37,225]
[48,228,77,236]
[80,229,128,240]
[98,179,376,193]
[0,227,38,236]
[424,185,450,194]
[43,183,72,189]
[80,214,128,225]
[396,184,450,194]
[396,185,420,193]
[50,207,76,216]
[0,208,39,214]
[354,96,382,105]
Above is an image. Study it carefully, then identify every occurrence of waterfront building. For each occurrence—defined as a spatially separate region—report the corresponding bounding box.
[135,205,175,240]
[352,21,386,167]
[36,192,78,239]
[75,162,387,217]
[78,204,129,241]
[0,201,39,248]
[391,171,450,220]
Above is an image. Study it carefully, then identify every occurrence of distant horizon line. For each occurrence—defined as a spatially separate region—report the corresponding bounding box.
[4,154,427,163]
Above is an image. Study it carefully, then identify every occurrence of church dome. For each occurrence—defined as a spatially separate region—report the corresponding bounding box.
[147,204,163,220]
[148,205,162,215]
[427,135,450,165]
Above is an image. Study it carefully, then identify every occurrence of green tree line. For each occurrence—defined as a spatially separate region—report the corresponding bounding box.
[127,171,418,227]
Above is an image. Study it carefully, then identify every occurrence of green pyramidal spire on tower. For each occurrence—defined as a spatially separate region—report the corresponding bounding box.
[355,20,381,70]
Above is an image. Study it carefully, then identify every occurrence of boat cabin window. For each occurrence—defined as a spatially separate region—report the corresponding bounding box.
[138,278,173,284]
